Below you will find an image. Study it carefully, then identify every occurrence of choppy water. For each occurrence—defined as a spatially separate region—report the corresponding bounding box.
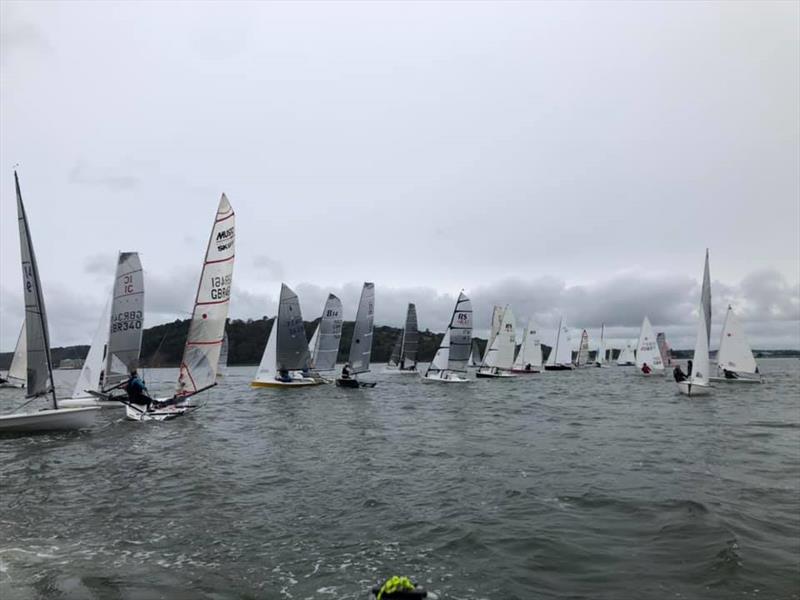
[1,360,798,600]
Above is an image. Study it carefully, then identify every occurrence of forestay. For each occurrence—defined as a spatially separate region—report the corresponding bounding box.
[72,296,111,397]
[176,194,235,397]
[16,172,55,404]
[717,306,758,374]
[311,294,342,371]
[276,284,311,371]
[105,252,144,389]
[636,316,664,371]
[348,282,375,374]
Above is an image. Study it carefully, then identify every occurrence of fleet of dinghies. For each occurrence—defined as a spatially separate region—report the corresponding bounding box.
[0,172,769,434]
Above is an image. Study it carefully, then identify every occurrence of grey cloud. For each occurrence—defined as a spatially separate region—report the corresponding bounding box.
[83,254,117,277]
[69,161,141,191]
[251,255,285,281]
[0,7,51,65]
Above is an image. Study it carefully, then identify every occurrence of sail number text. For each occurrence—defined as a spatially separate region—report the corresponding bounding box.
[111,310,143,332]
[210,274,232,301]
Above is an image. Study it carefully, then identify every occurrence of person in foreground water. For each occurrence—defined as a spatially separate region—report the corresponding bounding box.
[125,370,153,411]
[372,576,427,599]
[641,362,652,374]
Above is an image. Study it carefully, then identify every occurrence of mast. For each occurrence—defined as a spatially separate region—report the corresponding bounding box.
[553,316,562,363]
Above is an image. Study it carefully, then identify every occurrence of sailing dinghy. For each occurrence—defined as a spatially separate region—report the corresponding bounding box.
[594,324,608,367]
[574,329,591,368]
[251,284,322,388]
[677,302,713,396]
[511,319,542,373]
[124,194,235,421]
[477,306,517,378]
[386,303,419,373]
[308,294,343,376]
[61,252,144,409]
[336,282,377,388]
[423,292,472,382]
[616,342,636,366]
[0,322,26,388]
[635,316,664,376]
[544,317,573,371]
[0,172,99,433]
[710,306,763,383]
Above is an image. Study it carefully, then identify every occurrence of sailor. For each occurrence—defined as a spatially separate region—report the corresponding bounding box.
[641,362,652,374]
[276,369,292,383]
[687,360,693,377]
[723,368,739,379]
[525,363,532,372]
[341,363,353,379]
[125,369,152,411]
[673,365,687,382]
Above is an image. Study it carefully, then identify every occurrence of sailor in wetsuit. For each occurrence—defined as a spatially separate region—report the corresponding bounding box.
[341,363,353,379]
[673,365,687,382]
[723,368,739,379]
[641,362,652,374]
[125,370,153,411]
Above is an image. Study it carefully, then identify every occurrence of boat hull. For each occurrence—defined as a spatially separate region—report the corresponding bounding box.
[544,365,573,371]
[125,401,198,422]
[250,378,323,388]
[677,381,713,396]
[0,380,24,389]
[59,396,124,409]
[422,371,469,383]
[384,366,419,374]
[475,370,516,379]
[335,378,376,388]
[709,375,763,384]
[509,368,540,374]
[0,407,100,433]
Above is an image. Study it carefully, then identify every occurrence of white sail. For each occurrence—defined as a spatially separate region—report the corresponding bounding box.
[104,252,144,389]
[72,296,111,397]
[6,322,26,384]
[635,316,664,371]
[428,329,451,373]
[617,342,636,365]
[16,172,56,404]
[349,282,375,374]
[547,318,573,366]
[717,306,758,374]
[176,194,235,398]
[308,324,320,365]
[690,302,710,386]
[596,324,606,365]
[513,320,543,369]
[656,332,671,367]
[482,306,515,370]
[253,320,278,382]
[575,330,590,366]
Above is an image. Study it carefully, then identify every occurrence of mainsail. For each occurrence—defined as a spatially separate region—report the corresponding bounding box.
[690,302,710,386]
[481,306,515,371]
[717,306,758,374]
[702,249,711,346]
[348,282,375,374]
[104,252,144,389]
[513,319,543,370]
[276,284,311,371]
[427,293,472,377]
[16,172,56,405]
[656,332,671,367]
[176,194,235,397]
[617,342,636,365]
[596,324,606,365]
[388,335,402,367]
[5,322,26,385]
[636,316,664,371]
[310,294,343,371]
[402,304,419,366]
[575,330,590,366]
[546,317,572,366]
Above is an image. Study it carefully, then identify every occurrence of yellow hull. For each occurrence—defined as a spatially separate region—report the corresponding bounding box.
[250,379,323,388]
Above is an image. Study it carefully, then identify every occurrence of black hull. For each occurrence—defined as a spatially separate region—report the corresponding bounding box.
[335,379,377,388]
[544,365,573,371]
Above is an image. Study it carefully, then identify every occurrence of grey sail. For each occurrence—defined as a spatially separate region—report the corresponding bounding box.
[349,282,375,374]
[402,303,419,365]
[448,292,473,372]
[16,172,56,405]
[702,248,711,346]
[276,284,311,371]
[314,294,343,371]
[104,252,144,389]
[388,334,402,366]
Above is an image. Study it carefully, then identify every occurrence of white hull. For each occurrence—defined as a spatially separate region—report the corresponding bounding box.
[677,381,713,396]
[60,396,125,409]
[125,401,198,422]
[251,377,323,388]
[422,371,469,383]
[0,407,99,433]
[0,381,25,389]
[709,375,763,384]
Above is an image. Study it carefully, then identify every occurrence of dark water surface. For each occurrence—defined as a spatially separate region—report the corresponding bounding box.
[1,360,798,599]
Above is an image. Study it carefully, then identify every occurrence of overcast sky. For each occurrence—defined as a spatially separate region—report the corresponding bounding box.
[1,1,798,351]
